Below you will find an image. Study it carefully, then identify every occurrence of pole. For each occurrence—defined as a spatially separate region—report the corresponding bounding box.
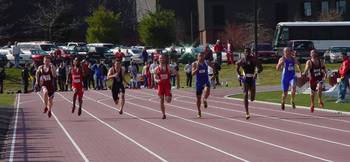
[254,0,258,56]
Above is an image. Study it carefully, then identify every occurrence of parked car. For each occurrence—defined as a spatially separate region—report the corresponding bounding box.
[67,42,87,47]
[87,43,115,49]
[87,46,110,60]
[0,51,8,67]
[68,46,88,56]
[1,48,32,67]
[287,40,315,62]
[129,47,144,64]
[250,43,277,62]
[324,46,350,63]
[31,49,49,62]
[61,49,79,60]
[17,41,57,54]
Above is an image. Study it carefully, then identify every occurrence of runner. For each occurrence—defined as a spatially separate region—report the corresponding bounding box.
[154,54,179,119]
[276,47,301,110]
[303,50,327,112]
[192,52,212,118]
[71,58,85,116]
[35,56,57,118]
[236,48,263,119]
[107,59,128,115]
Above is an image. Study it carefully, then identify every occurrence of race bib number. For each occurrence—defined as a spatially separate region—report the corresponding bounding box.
[314,69,321,77]
[41,75,51,81]
[288,65,294,71]
[73,79,81,83]
[199,69,206,74]
[160,74,168,80]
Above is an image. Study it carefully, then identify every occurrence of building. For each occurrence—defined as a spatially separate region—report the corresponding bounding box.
[198,0,350,44]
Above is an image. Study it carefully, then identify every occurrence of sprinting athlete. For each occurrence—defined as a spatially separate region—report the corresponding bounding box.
[36,56,57,118]
[192,52,212,118]
[236,48,263,119]
[154,54,179,119]
[276,47,301,110]
[108,59,128,115]
[303,50,326,112]
[71,58,84,116]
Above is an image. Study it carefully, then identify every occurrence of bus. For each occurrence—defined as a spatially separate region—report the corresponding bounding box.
[273,21,350,54]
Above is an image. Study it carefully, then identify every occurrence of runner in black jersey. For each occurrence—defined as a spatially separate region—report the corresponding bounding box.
[107,59,128,115]
[236,48,263,119]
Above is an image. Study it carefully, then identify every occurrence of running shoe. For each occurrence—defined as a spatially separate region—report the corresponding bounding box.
[245,114,250,120]
[197,112,202,118]
[48,111,52,118]
[291,101,296,109]
[43,107,48,113]
[78,108,82,116]
[71,106,76,113]
[162,114,166,119]
[310,105,314,113]
[203,100,208,109]
[281,103,285,111]
[319,102,324,108]
[119,110,123,115]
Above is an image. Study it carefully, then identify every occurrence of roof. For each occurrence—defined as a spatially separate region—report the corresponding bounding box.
[277,21,350,27]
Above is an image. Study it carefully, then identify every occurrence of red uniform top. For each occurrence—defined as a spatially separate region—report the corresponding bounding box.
[155,65,171,96]
[339,57,350,77]
[72,67,83,88]
[115,52,124,61]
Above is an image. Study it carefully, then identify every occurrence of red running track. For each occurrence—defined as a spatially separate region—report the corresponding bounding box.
[4,88,350,162]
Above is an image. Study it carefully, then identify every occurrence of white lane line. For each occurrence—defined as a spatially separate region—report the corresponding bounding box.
[37,93,89,162]
[87,92,249,162]
[56,93,167,162]
[171,97,350,148]
[8,94,19,162]
[176,89,350,122]
[94,91,332,162]
[147,90,350,134]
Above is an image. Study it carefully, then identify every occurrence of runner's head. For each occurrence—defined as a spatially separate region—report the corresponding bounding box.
[283,47,292,57]
[43,56,51,66]
[244,47,251,56]
[159,54,167,65]
[197,52,205,62]
[73,58,80,68]
[310,49,318,59]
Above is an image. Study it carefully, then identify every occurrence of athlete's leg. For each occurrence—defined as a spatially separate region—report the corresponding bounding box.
[48,95,54,118]
[72,88,77,113]
[42,87,49,113]
[119,93,125,114]
[78,89,83,116]
[203,85,210,108]
[160,95,166,119]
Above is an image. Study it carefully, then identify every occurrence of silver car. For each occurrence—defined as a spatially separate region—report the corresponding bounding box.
[324,47,350,63]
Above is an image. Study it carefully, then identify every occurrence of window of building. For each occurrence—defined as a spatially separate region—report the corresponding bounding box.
[304,1,312,16]
[321,1,329,13]
[336,0,346,14]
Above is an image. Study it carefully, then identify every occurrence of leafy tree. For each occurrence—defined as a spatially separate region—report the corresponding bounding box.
[86,6,120,43]
[138,10,176,48]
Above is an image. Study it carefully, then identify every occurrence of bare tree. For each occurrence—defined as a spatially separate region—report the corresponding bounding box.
[27,0,71,40]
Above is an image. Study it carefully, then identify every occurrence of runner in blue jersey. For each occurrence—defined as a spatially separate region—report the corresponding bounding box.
[192,52,212,118]
[276,47,301,110]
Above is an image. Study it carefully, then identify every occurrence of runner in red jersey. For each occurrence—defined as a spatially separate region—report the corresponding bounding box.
[35,56,57,118]
[303,50,327,112]
[71,58,84,116]
[154,54,179,119]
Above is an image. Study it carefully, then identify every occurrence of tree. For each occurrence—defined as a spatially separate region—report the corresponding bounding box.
[86,6,121,43]
[319,10,344,21]
[0,0,13,40]
[138,10,176,48]
[27,0,71,40]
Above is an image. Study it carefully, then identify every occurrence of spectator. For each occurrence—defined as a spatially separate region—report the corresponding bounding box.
[124,49,131,73]
[22,63,30,93]
[170,60,178,86]
[214,40,224,65]
[184,61,192,87]
[88,61,95,89]
[336,52,350,103]
[150,60,159,88]
[208,63,215,89]
[57,62,66,91]
[82,59,90,90]
[91,60,103,90]
[213,60,221,86]
[142,48,149,64]
[100,61,108,90]
[12,41,21,68]
[204,44,213,62]
[115,48,125,61]
[30,63,39,92]
[0,66,5,93]
[129,61,139,89]
[142,62,151,88]
[65,61,73,91]
[226,39,234,64]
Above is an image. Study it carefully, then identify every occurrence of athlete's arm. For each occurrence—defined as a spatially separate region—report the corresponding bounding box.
[154,67,160,83]
[302,60,311,76]
[35,66,42,85]
[236,60,242,76]
[191,62,198,76]
[172,67,180,89]
[276,57,284,71]
[107,68,116,80]
[321,60,327,79]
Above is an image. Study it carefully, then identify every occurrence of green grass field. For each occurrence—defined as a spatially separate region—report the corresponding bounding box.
[230,91,350,112]
[0,68,21,108]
